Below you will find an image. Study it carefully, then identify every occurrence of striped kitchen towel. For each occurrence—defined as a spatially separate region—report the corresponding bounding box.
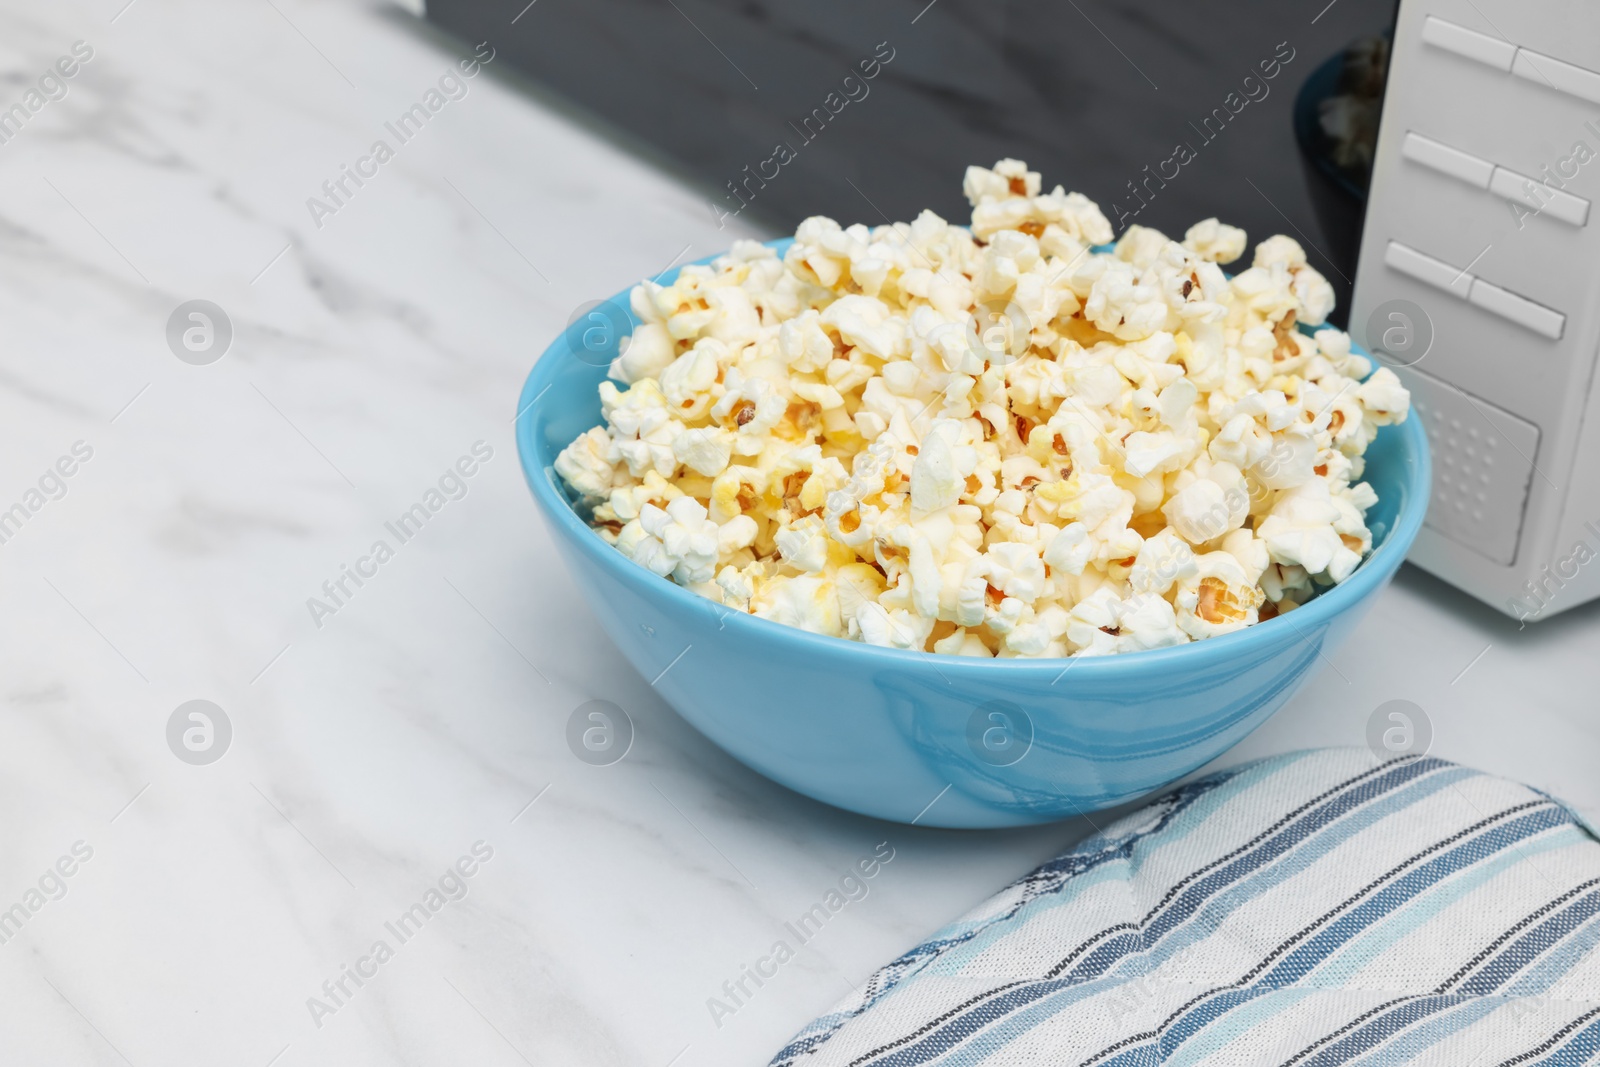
[770,750,1600,1066]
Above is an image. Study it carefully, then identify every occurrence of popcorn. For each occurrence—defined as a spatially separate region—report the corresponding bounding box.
[632,498,721,585]
[1117,593,1188,652]
[1356,367,1410,425]
[711,371,786,444]
[610,322,676,384]
[1042,522,1093,575]
[1251,235,1336,327]
[555,161,1409,657]
[775,516,831,573]
[673,427,734,477]
[554,426,619,499]
[1256,478,1345,576]
[1162,463,1250,543]
[984,542,1047,602]
[751,575,842,636]
[1174,552,1265,639]
[1183,218,1248,264]
[1085,260,1169,341]
[910,420,977,516]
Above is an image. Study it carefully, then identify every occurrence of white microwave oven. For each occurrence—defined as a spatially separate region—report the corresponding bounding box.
[1351,1,1600,622]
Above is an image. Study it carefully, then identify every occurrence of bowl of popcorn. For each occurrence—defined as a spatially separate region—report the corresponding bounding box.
[518,160,1428,828]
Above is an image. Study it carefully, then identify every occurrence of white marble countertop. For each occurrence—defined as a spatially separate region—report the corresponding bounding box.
[4,1,1598,1064]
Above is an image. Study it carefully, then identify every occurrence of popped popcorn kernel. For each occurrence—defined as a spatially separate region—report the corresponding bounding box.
[553,161,1409,656]
[1182,218,1248,265]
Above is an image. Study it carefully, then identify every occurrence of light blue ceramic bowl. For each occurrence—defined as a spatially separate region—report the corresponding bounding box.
[517,239,1431,828]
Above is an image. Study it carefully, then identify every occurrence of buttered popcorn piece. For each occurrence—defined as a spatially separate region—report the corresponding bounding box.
[1183,218,1248,265]
[554,160,1409,657]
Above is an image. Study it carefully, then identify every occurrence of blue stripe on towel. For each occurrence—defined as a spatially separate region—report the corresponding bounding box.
[859,761,1447,1066]
[767,753,1600,1067]
[1092,805,1573,1066]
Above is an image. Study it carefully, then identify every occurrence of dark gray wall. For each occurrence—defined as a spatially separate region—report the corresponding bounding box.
[429,0,1401,322]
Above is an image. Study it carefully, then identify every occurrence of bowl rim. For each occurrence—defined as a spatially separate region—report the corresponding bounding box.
[516,239,1432,676]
